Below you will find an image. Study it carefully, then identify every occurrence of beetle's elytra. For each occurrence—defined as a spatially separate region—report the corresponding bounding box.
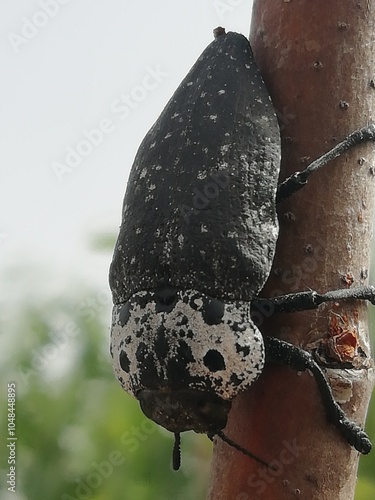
[109,28,373,467]
[110,31,280,304]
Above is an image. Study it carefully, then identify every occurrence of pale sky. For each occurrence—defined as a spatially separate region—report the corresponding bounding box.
[0,0,254,303]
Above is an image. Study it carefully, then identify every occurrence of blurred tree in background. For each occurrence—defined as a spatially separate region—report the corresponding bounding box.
[0,237,374,499]
[0,269,210,500]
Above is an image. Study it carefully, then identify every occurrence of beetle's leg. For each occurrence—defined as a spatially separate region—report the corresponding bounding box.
[264,336,372,454]
[253,285,375,314]
[276,123,375,202]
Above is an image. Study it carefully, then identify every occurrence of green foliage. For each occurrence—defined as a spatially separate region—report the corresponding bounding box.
[355,307,375,500]
[88,233,117,253]
[0,290,210,500]
[0,281,374,499]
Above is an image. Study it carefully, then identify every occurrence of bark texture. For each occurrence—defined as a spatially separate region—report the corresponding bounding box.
[208,1,375,499]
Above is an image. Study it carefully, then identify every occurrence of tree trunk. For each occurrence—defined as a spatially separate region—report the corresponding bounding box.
[208,1,375,499]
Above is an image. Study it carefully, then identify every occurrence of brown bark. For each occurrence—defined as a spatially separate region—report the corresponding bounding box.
[208,1,375,499]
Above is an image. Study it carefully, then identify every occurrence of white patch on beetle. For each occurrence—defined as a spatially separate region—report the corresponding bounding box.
[177,234,184,247]
[193,296,203,309]
[111,290,265,401]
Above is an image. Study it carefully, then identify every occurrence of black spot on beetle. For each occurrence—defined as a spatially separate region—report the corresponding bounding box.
[235,344,250,356]
[155,325,170,358]
[135,342,148,363]
[154,287,178,313]
[186,329,194,339]
[176,340,195,364]
[203,349,226,372]
[140,314,149,324]
[165,341,196,388]
[136,342,159,389]
[202,297,225,325]
[119,350,131,373]
[187,292,204,311]
[137,293,149,309]
[119,302,131,326]
[230,373,243,387]
[176,315,189,326]
[231,322,247,332]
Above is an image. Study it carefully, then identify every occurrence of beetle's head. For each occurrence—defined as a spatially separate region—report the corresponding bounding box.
[111,287,265,436]
[139,388,230,434]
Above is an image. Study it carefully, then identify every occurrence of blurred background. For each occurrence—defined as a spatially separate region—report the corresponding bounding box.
[0,1,374,499]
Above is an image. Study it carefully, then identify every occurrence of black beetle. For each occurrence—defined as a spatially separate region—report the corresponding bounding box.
[109,28,374,469]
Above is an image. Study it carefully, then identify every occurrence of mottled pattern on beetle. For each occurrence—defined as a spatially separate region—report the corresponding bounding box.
[111,289,265,401]
[109,32,281,306]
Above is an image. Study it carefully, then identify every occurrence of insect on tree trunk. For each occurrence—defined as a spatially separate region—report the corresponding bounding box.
[208,1,375,499]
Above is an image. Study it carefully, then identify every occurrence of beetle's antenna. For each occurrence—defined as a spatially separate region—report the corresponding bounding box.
[213,431,276,471]
[172,432,181,471]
